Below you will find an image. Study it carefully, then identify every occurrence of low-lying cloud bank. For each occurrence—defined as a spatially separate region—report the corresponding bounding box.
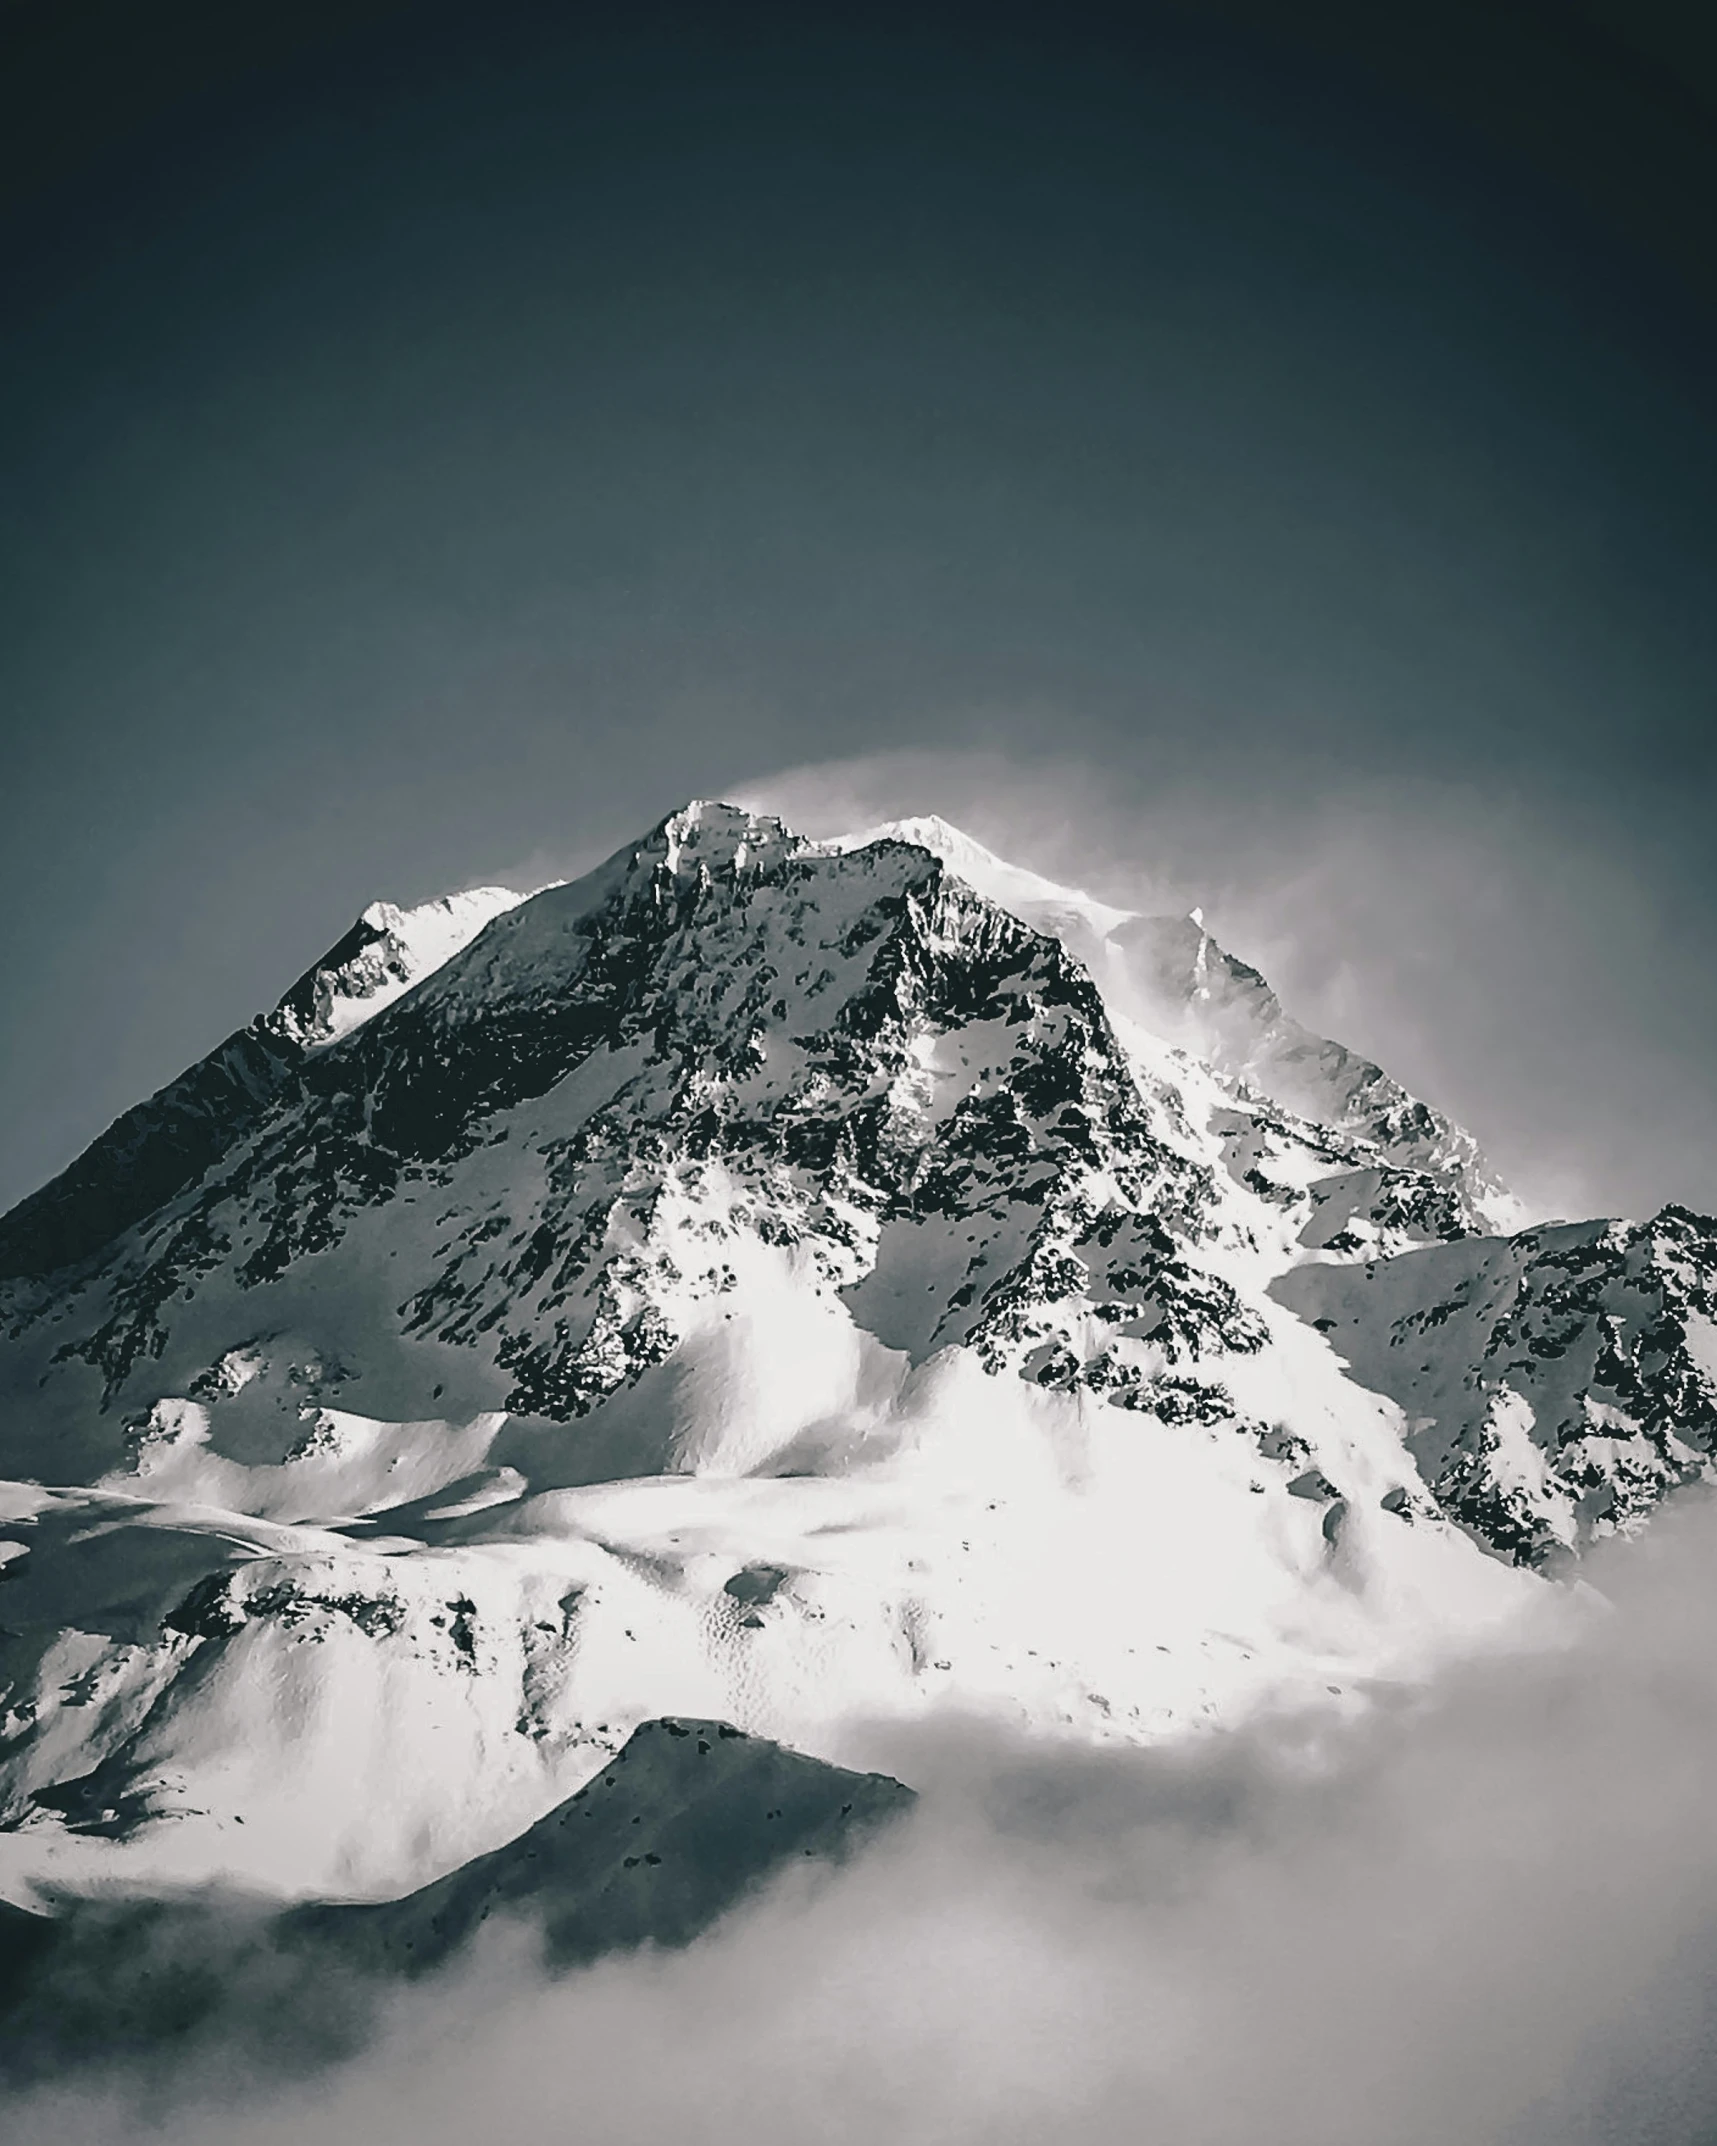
[16,1497,1717,2146]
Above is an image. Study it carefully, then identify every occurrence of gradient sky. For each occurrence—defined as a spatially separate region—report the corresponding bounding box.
[1,0,1713,1224]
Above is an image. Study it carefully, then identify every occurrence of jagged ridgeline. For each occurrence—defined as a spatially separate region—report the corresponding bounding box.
[0,801,1714,1917]
[0,804,1259,1464]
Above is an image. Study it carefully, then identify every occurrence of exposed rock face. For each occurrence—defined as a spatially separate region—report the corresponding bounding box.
[1277,1205,1717,1565]
[0,799,1711,1917]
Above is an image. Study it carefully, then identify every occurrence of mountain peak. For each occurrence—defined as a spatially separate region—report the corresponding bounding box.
[831,811,1131,933]
[1,795,1705,1914]
[648,800,805,879]
[823,813,1516,1230]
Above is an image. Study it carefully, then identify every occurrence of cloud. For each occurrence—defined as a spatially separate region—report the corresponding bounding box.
[13,1494,1717,2146]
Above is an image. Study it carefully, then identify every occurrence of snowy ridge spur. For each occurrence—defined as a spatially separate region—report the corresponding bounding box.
[0,881,528,1286]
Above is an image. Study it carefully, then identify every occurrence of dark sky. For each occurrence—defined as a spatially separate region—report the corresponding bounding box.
[1,0,1712,1224]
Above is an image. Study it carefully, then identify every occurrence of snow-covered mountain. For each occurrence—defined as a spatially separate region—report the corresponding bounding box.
[1,801,1713,1921]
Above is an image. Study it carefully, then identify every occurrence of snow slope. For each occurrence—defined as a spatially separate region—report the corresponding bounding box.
[0,801,1707,1914]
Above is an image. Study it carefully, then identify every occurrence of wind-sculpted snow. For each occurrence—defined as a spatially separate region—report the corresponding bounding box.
[0,799,1712,1919]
